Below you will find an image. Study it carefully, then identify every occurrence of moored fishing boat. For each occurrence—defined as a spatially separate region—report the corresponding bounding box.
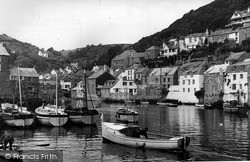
[102,119,190,150]
[64,70,99,125]
[0,67,35,127]
[35,71,68,127]
[35,104,68,127]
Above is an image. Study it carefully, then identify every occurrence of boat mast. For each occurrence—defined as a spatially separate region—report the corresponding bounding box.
[84,69,88,108]
[18,66,22,113]
[55,71,58,114]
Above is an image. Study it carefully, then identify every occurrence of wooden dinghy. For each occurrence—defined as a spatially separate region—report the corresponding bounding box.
[102,121,190,150]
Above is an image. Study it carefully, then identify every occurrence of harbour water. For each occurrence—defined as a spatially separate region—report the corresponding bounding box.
[1,103,250,161]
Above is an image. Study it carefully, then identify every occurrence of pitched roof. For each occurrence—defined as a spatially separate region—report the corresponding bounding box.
[186,32,206,38]
[146,46,160,51]
[10,68,39,77]
[179,61,206,75]
[0,43,9,56]
[204,64,228,74]
[225,52,246,61]
[130,52,146,58]
[112,49,137,61]
[149,67,177,76]
[87,69,111,79]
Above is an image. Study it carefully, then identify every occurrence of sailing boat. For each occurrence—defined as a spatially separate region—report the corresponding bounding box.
[115,87,139,123]
[0,67,35,127]
[35,70,68,127]
[64,69,99,125]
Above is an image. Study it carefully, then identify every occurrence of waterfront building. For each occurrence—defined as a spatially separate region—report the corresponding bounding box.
[71,81,85,108]
[223,60,250,104]
[204,64,228,104]
[100,80,117,99]
[167,61,208,103]
[145,46,161,59]
[111,49,137,71]
[0,42,11,97]
[134,67,149,85]
[108,71,138,100]
[87,69,115,98]
[147,67,179,88]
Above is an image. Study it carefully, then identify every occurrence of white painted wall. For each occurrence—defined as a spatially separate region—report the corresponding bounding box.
[110,78,138,95]
[167,74,204,103]
[223,72,248,104]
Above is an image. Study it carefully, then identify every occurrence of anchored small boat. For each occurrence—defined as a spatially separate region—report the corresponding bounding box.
[102,119,190,150]
[116,108,139,123]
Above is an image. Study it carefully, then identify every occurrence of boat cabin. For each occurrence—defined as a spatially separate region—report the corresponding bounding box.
[119,125,141,137]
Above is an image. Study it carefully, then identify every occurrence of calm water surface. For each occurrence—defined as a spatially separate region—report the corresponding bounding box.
[2,103,250,161]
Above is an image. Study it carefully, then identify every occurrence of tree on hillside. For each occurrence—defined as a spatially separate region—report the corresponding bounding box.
[14,56,33,68]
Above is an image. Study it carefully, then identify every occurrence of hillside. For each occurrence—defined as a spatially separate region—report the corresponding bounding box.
[132,0,250,52]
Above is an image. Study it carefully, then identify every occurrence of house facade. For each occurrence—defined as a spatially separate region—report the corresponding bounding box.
[204,64,228,104]
[87,70,115,97]
[167,61,207,103]
[9,67,40,98]
[223,61,250,104]
[225,51,250,65]
[145,46,160,59]
[111,49,137,71]
[228,6,250,26]
[161,40,178,57]
[184,32,207,50]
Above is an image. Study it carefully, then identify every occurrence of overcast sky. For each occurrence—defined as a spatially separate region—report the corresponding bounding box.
[0,0,214,51]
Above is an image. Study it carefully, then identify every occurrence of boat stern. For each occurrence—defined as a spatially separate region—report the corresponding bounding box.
[178,136,190,150]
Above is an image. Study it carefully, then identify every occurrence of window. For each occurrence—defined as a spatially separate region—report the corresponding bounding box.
[115,89,118,92]
[168,84,170,88]
[123,82,127,86]
[188,88,190,92]
[232,84,236,90]
[155,78,158,83]
[27,86,34,91]
[233,74,236,80]
[188,79,190,85]
[183,88,185,92]
[194,88,196,92]
[232,66,236,71]
[240,74,243,79]
[183,80,185,85]
[240,84,242,89]
[193,79,195,84]
[134,89,136,92]
[129,82,133,86]
[168,78,170,82]
[163,78,166,83]
[241,65,245,71]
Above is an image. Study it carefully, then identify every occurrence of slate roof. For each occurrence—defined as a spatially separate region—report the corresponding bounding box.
[148,67,178,76]
[146,46,160,51]
[186,32,206,38]
[226,61,250,73]
[112,49,137,61]
[179,61,207,76]
[0,43,9,56]
[225,52,246,61]
[101,80,117,89]
[87,69,106,79]
[204,64,228,74]
[130,52,146,58]
[10,68,39,77]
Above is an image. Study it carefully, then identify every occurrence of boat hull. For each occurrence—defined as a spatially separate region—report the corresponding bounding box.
[1,114,35,127]
[223,106,249,113]
[102,122,190,150]
[68,114,99,125]
[36,114,68,127]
